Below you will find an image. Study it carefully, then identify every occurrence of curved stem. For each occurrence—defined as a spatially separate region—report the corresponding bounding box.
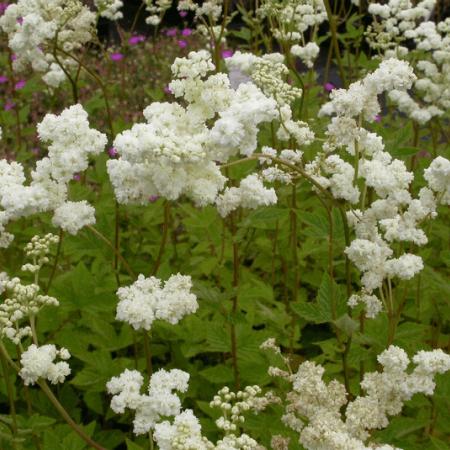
[143,332,153,377]
[55,48,115,138]
[86,225,135,278]
[0,342,106,450]
[38,381,106,450]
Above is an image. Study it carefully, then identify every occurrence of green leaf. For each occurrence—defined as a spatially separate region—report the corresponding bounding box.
[126,438,145,450]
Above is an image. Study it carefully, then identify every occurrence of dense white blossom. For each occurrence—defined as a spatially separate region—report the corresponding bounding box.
[52,200,96,235]
[0,0,96,86]
[19,344,71,385]
[278,345,450,450]
[115,274,198,331]
[94,0,123,20]
[107,368,190,435]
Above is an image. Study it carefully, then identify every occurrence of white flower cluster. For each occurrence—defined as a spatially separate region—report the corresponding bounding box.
[94,0,123,20]
[0,0,96,87]
[0,235,59,344]
[291,42,320,69]
[19,344,71,386]
[145,0,172,26]
[226,52,302,107]
[115,273,198,331]
[320,58,416,121]
[0,105,105,246]
[257,0,327,43]
[368,1,450,124]
[108,51,278,210]
[178,0,223,22]
[216,174,277,217]
[367,0,435,54]
[280,345,450,450]
[107,368,190,435]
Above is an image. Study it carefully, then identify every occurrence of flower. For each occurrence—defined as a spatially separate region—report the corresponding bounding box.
[177,40,187,48]
[324,82,335,92]
[0,75,8,83]
[179,10,187,18]
[108,147,118,158]
[221,49,233,58]
[115,273,198,331]
[128,34,145,45]
[14,79,26,90]
[110,52,124,61]
[165,28,177,37]
[181,28,192,36]
[4,100,14,110]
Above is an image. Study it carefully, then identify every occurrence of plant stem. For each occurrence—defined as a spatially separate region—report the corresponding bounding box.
[0,350,18,446]
[86,225,135,278]
[230,212,241,390]
[38,381,106,450]
[151,201,171,276]
[143,332,153,377]
[323,0,347,87]
[114,201,121,287]
[0,343,106,450]
[289,183,299,354]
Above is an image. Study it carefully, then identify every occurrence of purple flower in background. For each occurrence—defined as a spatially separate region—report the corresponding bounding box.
[181,28,192,36]
[164,85,172,94]
[110,52,124,62]
[0,3,8,15]
[222,49,233,58]
[324,82,335,92]
[4,101,15,110]
[73,173,81,181]
[108,147,118,158]
[177,40,187,49]
[179,11,188,18]
[149,195,159,203]
[11,54,17,61]
[374,114,381,122]
[16,16,23,25]
[14,79,26,90]
[31,147,40,156]
[166,28,177,37]
[0,75,8,83]
[128,34,145,45]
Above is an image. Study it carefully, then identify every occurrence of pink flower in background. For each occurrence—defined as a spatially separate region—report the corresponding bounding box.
[374,114,381,122]
[164,85,173,94]
[108,147,118,158]
[14,79,26,90]
[31,147,40,156]
[73,173,81,181]
[166,28,177,37]
[0,3,8,15]
[11,54,17,61]
[181,28,192,36]
[16,16,23,25]
[128,35,145,45]
[177,40,187,49]
[4,101,14,110]
[149,195,159,203]
[179,11,187,18]
[0,75,8,83]
[110,53,124,61]
[222,50,233,58]
[418,150,431,159]
[324,82,335,92]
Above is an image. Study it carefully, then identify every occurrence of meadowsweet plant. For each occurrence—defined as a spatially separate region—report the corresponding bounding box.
[0,1,449,449]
